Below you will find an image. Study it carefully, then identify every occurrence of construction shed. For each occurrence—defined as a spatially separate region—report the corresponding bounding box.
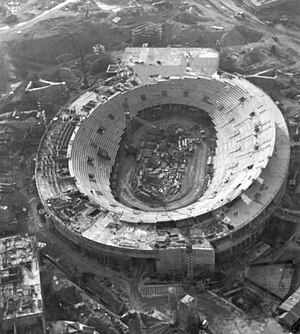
[278,287,300,328]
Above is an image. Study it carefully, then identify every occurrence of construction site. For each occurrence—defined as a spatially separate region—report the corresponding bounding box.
[114,107,216,209]
[1,0,300,333]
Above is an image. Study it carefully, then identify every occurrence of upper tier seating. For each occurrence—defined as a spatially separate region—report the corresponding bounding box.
[68,76,276,222]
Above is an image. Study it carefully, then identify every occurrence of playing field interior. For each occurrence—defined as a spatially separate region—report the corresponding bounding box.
[112,104,216,211]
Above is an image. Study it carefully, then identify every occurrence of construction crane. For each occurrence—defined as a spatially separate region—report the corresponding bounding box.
[185,241,194,279]
[185,224,194,279]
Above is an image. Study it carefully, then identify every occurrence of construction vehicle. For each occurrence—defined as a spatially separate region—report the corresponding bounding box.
[279,15,288,24]
[185,242,194,279]
[199,316,209,329]
[234,12,246,20]
[289,171,298,191]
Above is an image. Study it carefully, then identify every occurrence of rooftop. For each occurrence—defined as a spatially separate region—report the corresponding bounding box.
[50,321,99,334]
[0,235,44,322]
[122,47,219,83]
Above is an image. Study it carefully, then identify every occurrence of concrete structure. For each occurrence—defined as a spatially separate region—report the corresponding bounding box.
[0,235,45,334]
[35,48,290,274]
[278,286,300,329]
[245,264,293,299]
[25,78,68,103]
[244,0,295,11]
[177,295,197,329]
[122,309,177,334]
[49,321,99,334]
[132,22,163,46]
[122,47,219,83]
[106,64,119,77]
[0,109,45,131]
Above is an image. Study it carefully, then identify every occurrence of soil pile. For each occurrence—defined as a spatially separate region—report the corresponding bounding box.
[220,26,263,46]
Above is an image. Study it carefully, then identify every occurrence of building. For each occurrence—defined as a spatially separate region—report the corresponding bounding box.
[278,286,300,329]
[0,235,45,334]
[122,295,204,333]
[35,48,290,274]
[177,295,197,329]
[122,47,219,83]
[49,321,99,334]
[0,109,45,132]
[106,64,120,77]
[122,309,183,334]
[132,22,163,46]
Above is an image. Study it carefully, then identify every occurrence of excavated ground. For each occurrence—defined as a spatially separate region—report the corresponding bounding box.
[117,118,210,211]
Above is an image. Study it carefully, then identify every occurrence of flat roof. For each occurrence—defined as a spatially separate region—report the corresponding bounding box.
[122,47,219,83]
[279,286,300,313]
[0,235,44,322]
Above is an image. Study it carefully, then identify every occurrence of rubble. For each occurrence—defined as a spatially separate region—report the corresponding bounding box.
[132,126,200,202]
[0,235,45,334]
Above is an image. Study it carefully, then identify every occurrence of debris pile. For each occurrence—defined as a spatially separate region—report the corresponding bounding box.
[132,126,199,202]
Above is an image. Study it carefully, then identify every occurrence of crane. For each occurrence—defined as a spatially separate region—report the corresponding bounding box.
[185,240,194,279]
[184,223,194,279]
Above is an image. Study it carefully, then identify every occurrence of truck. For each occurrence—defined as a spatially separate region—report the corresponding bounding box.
[289,171,298,191]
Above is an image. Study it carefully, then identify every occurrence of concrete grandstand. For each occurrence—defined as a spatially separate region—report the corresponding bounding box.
[35,48,290,274]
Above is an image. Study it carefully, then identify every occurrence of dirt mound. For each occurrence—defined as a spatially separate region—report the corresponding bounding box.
[241,46,266,66]
[220,26,263,46]
[6,18,131,64]
[171,24,223,48]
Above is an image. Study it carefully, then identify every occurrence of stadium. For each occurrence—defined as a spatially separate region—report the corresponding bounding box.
[35,48,290,274]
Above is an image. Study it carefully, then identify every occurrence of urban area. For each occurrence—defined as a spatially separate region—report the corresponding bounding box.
[1,0,300,333]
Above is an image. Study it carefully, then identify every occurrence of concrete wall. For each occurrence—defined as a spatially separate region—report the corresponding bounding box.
[156,248,185,272]
[214,177,287,261]
[193,246,215,271]
[2,313,45,333]
[42,177,284,273]
[155,246,215,273]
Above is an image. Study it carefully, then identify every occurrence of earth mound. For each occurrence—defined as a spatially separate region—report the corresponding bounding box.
[220,25,263,46]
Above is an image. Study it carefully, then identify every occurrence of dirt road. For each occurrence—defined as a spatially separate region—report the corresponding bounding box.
[0,0,77,40]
